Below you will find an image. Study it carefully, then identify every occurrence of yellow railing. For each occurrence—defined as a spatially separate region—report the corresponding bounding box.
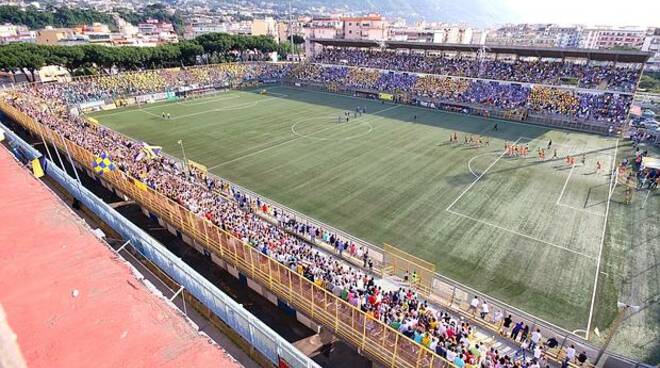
[1,101,454,368]
[383,243,435,297]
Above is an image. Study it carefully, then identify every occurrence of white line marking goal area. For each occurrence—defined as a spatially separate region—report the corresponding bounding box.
[448,135,620,335]
[446,135,611,261]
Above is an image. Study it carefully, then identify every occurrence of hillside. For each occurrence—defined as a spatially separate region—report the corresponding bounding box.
[289,0,518,26]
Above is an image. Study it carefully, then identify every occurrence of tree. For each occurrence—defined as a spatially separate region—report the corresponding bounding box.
[0,5,116,30]
[49,45,86,72]
[292,35,305,45]
[178,41,204,66]
[639,74,660,93]
[0,32,279,74]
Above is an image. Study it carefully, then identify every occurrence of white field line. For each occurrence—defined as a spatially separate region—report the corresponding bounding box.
[586,138,619,339]
[305,87,535,129]
[195,109,323,163]
[641,190,651,209]
[448,136,597,260]
[91,93,240,118]
[467,152,500,178]
[446,137,523,211]
[446,208,597,260]
[556,203,605,217]
[139,109,161,118]
[520,136,580,152]
[207,104,401,169]
[556,164,576,205]
[169,95,289,120]
[520,136,615,162]
[142,94,241,110]
[265,91,289,98]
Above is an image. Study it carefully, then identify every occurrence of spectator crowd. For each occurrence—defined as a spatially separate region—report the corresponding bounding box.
[39,60,634,126]
[290,63,632,124]
[2,61,598,368]
[315,49,641,92]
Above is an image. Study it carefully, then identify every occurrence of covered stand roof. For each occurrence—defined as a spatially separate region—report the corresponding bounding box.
[310,38,652,63]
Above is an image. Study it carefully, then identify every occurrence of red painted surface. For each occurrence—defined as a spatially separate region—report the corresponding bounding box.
[0,148,241,368]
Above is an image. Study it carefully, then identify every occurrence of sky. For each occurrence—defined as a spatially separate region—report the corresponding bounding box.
[503,0,660,27]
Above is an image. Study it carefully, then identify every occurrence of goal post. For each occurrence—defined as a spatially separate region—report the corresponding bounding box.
[383,243,436,297]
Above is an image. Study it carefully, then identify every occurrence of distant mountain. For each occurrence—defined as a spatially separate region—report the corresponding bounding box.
[288,0,521,26]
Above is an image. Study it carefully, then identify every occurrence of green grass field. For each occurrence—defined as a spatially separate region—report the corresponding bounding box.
[90,86,659,362]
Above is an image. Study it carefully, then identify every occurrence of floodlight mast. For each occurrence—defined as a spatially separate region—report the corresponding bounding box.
[477,45,490,79]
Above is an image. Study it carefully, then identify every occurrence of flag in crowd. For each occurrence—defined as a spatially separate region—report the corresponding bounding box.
[92,152,116,175]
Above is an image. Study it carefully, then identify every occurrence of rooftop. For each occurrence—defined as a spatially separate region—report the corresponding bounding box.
[310,38,653,63]
[0,147,241,368]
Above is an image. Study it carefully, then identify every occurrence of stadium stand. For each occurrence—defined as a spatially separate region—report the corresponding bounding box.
[314,49,641,92]
[289,63,632,125]
[2,59,637,368]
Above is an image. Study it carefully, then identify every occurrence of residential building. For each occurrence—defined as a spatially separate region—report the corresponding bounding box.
[470,29,490,45]
[388,27,437,42]
[138,19,175,36]
[388,25,473,44]
[304,17,343,57]
[342,14,387,41]
[580,26,646,49]
[486,24,560,47]
[277,18,305,44]
[0,24,34,44]
[36,27,77,45]
[642,28,660,70]
[251,17,279,41]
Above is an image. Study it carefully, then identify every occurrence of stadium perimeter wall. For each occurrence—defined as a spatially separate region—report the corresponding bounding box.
[285,80,619,136]
[0,120,321,368]
[0,89,647,368]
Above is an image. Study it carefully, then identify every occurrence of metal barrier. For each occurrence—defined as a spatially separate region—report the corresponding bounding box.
[0,119,321,368]
[383,243,435,297]
[0,103,456,368]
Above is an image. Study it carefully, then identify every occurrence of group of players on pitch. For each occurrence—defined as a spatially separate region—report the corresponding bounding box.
[449,124,606,173]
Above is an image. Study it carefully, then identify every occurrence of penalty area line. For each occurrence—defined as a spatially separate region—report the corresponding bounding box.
[447,137,522,211]
[446,208,597,260]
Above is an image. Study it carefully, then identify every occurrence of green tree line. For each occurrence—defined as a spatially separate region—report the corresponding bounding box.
[0,4,185,35]
[0,5,117,30]
[639,71,660,93]
[0,33,285,79]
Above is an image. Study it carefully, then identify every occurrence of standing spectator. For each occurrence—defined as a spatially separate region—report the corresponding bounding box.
[529,329,542,351]
[502,314,513,335]
[511,321,524,340]
[577,351,588,366]
[468,296,480,316]
[480,301,490,319]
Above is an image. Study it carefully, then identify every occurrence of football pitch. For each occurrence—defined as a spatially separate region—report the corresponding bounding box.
[90,85,659,361]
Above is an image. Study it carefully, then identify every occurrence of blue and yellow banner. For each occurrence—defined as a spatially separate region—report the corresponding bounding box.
[92,152,116,175]
[142,143,162,160]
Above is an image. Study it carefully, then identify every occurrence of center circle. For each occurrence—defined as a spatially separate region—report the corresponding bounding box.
[291,115,374,141]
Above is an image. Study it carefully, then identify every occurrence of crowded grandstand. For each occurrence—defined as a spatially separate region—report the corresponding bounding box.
[1,42,656,368]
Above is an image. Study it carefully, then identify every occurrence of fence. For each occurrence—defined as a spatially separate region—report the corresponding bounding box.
[1,91,648,367]
[382,243,435,297]
[0,103,458,368]
[0,119,320,368]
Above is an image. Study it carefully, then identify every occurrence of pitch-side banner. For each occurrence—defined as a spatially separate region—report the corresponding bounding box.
[378,93,394,101]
